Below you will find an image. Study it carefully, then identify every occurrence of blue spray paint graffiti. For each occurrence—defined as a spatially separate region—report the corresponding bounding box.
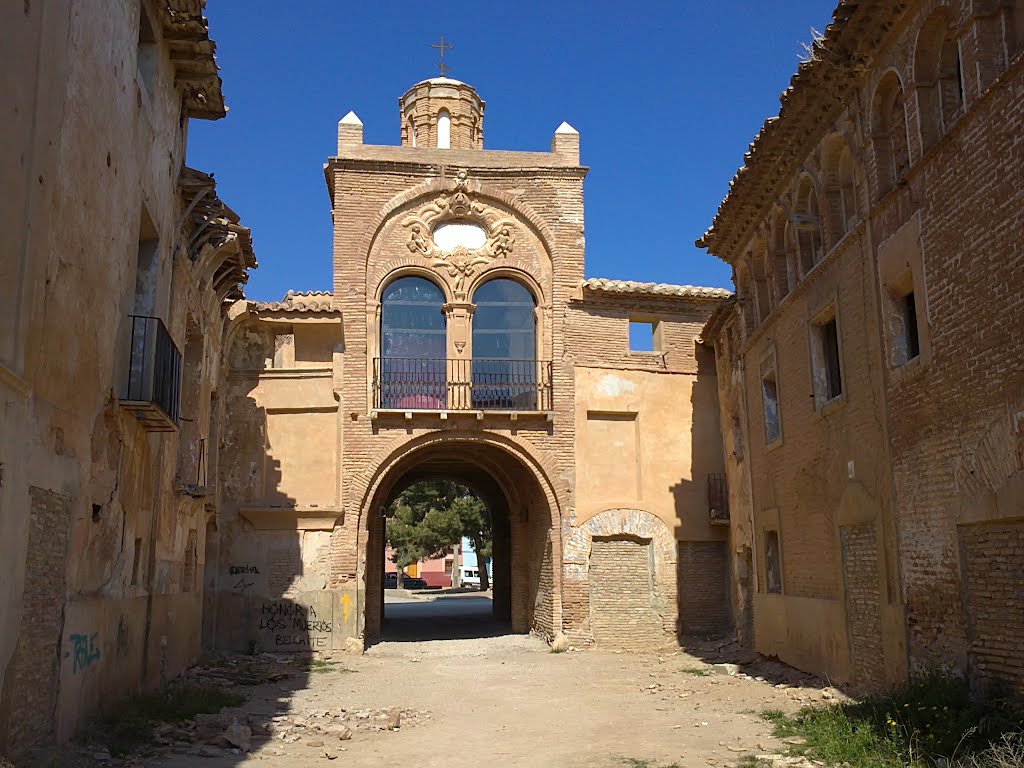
[65,632,101,673]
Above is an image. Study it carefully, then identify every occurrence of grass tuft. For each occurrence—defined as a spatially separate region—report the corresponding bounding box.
[678,667,712,677]
[92,683,244,756]
[759,671,1024,768]
[619,759,682,768]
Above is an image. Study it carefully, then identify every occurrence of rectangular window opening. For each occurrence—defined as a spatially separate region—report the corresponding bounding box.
[628,320,657,352]
[131,537,143,586]
[761,370,781,443]
[764,530,782,594]
[821,318,842,400]
[901,292,920,361]
[137,4,158,97]
[810,311,843,407]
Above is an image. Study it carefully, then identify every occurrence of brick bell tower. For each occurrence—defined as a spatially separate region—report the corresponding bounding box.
[399,76,485,150]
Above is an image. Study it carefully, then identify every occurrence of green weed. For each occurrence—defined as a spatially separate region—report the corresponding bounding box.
[758,672,1024,768]
[678,667,712,677]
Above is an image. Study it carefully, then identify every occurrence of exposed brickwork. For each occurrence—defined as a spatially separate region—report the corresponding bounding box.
[840,523,885,688]
[702,0,1024,690]
[677,541,730,636]
[2,487,70,755]
[960,522,1024,694]
[589,537,664,648]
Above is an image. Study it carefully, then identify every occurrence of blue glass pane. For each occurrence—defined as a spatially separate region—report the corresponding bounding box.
[471,279,536,408]
[471,279,535,360]
[381,277,445,359]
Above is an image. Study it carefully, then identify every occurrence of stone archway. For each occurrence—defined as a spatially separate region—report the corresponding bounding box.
[563,509,677,648]
[355,432,563,643]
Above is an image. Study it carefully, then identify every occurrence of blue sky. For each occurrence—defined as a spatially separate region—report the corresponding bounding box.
[188,1,835,301]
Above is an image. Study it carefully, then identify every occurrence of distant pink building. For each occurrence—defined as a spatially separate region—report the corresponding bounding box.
[384,545,457,587]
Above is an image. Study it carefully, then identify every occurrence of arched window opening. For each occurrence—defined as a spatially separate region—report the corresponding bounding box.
[379,276,446,409]
[471,279,538,410]
[751,245,772,324]
[1015,1,1024,56]
[938,32,963,130]
[916,11,962,150]
[838,148,857,232]
[769,208,791,301]
[409,117,417,147]
[735,265,756,339]
[793,177,823,277]
[872,72,910,197]
[821,136,845,248]
[437,109,451,149]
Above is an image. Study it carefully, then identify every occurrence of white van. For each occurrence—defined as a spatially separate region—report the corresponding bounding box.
[459,566,481,587]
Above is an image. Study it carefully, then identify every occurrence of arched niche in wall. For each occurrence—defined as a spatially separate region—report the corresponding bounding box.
[872,71,911,198]
[793,174,824,277]
[915,8,962,152]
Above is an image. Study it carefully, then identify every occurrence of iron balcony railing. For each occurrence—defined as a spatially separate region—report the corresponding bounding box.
[373,358,553,412]
[121,314,182,428]
[708,472,730,523]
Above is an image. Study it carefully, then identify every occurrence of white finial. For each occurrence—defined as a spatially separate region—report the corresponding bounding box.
[555,121,578,134]
[339,111,363,125]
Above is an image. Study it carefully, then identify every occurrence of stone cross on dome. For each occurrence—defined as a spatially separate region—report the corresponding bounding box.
[430,35,454,77]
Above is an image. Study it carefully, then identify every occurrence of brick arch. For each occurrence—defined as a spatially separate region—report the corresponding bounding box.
[465,262,548,307]
[352,429,566,640]
[371,263,454,304]
[357,177,558,271]
[562,509,677,644]
[352,429,564,527]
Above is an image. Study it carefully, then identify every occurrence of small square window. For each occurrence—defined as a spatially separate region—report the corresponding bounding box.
[628,320,657,352]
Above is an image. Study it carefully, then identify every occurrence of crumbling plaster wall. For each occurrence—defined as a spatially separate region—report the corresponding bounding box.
[213,314,355,654]
[1,0,242,751]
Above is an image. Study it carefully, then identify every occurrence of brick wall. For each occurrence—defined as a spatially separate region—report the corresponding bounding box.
[959,522,1024,694]
[2,487,70,755]
[840,523,885,688]
[589,536,663,648]
[704,0,1023,689]
[677,540,730,636]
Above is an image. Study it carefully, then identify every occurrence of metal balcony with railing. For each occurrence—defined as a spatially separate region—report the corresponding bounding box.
[372,358,553,412]
[119,315,182,431]
[708,472,730,524]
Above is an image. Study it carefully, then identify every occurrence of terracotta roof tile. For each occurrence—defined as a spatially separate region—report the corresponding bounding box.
[695,0,905,262]
[253,291,338,314]
[581,278,732,301]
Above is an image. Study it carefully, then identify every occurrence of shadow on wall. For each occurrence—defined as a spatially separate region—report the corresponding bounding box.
[192,372,321,763]
[672,340,732,644]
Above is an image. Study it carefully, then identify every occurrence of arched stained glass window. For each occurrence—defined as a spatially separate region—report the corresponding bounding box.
[379,276,445,408]
[471,279,537,409]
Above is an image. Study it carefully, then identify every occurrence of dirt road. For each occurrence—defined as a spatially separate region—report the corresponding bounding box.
[145,597,836,768]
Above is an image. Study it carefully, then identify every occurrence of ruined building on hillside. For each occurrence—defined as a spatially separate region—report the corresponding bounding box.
[208,76,733,654]
[699,0,1024,694]
[0,1,254,755]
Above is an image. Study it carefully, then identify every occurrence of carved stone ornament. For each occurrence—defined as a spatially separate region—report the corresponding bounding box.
[401,174,517,284]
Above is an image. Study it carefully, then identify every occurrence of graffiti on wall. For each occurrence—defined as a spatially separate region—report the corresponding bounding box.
[65,632,101,673]
[257,601,333,649]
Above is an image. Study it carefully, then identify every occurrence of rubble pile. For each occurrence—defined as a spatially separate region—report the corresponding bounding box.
[182,652,296,687]
[148,704,428,759]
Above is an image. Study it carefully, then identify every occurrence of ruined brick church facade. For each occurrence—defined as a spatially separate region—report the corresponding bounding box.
[3,0,1023,758]
[210,75,732,653]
